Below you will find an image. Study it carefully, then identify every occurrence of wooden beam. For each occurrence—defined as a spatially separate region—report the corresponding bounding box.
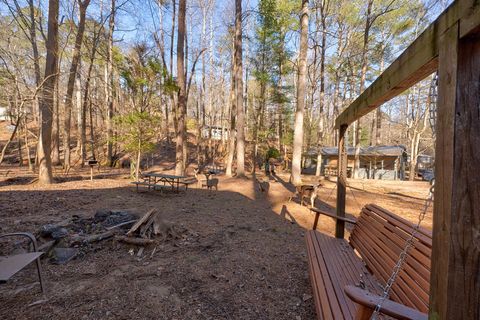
[335,125,348,238]
[430,22,480,319]
[459,1,480,38]
[335,0,480,129]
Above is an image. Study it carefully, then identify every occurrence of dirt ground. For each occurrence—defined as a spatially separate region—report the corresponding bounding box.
[0,165,433,320]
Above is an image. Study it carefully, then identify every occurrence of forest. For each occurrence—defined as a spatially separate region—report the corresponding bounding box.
[0,0,447,183]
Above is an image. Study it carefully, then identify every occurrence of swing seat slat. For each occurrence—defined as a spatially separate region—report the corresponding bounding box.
[306,204,432,319]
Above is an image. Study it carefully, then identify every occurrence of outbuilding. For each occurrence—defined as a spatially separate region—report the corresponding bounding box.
[303,145,406,180]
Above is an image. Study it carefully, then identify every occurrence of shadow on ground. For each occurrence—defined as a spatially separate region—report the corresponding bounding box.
[0,180,315,320]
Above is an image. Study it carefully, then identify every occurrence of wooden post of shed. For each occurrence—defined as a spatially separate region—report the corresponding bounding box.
[430,21,480,320]
[335,124,348,238]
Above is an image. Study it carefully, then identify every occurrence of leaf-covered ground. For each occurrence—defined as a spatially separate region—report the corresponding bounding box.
[0,166,431,319]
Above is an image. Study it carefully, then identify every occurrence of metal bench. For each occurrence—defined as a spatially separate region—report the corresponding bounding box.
[0,232,45,295]
[306,204,431,319]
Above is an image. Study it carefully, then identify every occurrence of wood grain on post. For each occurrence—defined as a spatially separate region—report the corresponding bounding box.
[335,124,348,238]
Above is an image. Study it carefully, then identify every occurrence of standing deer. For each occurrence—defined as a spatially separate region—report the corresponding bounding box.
[289,182,323,207]
[205,178,218,190]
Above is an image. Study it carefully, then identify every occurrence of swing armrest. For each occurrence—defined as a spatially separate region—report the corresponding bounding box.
[344,285,428,320]
[310,207,357,230]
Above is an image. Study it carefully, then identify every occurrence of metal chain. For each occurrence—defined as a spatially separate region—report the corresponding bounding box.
[371,181,434,319]
[325,182,337,203]
[348,185,364,212]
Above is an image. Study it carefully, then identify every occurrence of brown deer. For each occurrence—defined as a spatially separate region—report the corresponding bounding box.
[289,182,323,207]
[255,177,270,194]
[205,178,219,190]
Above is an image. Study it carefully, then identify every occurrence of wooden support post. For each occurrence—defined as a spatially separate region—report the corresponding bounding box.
[335,124,348,238]
[430,22,480,320]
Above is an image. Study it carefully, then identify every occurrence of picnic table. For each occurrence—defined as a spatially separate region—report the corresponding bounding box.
[143,172,186,193]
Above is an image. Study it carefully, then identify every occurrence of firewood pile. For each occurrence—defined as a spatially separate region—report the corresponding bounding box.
[116,209,160,245]
[117,208,193,246]
[30,208,193,264]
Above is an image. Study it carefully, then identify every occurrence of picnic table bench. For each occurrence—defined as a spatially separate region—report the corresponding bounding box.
[306,204,431,319]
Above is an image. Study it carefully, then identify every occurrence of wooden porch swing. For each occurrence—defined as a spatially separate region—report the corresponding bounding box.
[305,1,480,319]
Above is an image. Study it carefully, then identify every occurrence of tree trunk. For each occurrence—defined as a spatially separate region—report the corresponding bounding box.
[27,0,41,88]
[80,38,98,165]
[135,141,141,181]
[24,118,34,172]
[167,0,176,145]
[196,99,202,166]
[208,12,215,161]
[234,0,245,177]
[170,0,176,77]
[89,98,95,159]
[51,70,61,165]
[315,5,327,177]
[63,0,90,169]
[0,116,21,165]
[106,0,115,166]
[226,50,236,177]
[75,76,82,157]
[290,0,309,185]
[353,0,373,178]
[80,93,87,165]
[409,132,420,181]
[372,47,386,146]
[375,107,381,145]
[174,0,187,176]
[28,0,41,125]
[37,0,59,184]
[201,5,207,162]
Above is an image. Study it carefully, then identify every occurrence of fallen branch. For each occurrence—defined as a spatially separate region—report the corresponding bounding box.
[71,230,115,245]
[116,235,154,246]
[105,219,138,230]
[126,209,157,236]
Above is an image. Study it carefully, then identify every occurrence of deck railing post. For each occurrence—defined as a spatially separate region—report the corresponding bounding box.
[430,22,480,319]
[335,124,348,238]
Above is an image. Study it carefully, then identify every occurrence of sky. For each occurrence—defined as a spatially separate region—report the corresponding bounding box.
[0,0,452,89]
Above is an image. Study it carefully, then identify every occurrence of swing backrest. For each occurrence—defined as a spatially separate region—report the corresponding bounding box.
[349,204,432,313]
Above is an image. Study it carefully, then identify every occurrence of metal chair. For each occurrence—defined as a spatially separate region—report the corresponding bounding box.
[0,232,45,294]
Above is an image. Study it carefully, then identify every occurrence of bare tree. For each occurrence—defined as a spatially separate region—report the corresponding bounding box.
[37,0,60,184]
[405,81,431,181]
[291,0,309,185]
[175,0,187,176]
[226,41,236,176]
[354,0,399,178]
[234,0,245,177]
[314,0,330,176]
[106,0,116,166]
[63,0,91,169]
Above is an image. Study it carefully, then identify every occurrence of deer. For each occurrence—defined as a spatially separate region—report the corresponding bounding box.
[194,168,218,190]
[289,181,323,208]
[205,178,218,190]
[255,176,270,194]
